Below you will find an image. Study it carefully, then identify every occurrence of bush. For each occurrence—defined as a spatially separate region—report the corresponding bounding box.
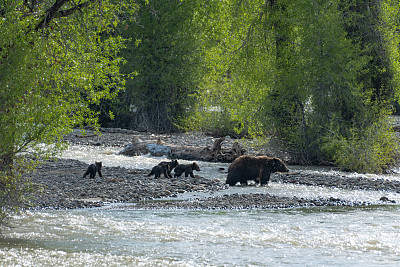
[182,108,245,138]
[322,118,400,173]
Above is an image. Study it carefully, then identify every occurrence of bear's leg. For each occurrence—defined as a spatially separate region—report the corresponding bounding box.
[260,171,271,185]
[227,179,237,186]
[174,170,183,177]
[162,168,169,178]
[167,169,173,178]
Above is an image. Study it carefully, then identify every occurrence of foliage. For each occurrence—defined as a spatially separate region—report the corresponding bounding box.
[187,0,400,172]
[258,0,370,163]
[102,0,204,132]
[0,0,136,227]
[341,0,396,105]
[0,159,37,227]
[322,115,399,173]
[380,0,400,102]
[183,0,275,137]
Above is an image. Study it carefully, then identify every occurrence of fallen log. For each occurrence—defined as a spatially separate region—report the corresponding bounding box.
[118,137,171,157]
[118,136,246,163]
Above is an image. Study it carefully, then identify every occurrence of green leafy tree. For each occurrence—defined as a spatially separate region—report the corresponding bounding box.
[0,0,136,226]
[104,0,204,132]
[190,0,399,172]
[341,0,395,105]
[380,0,400,102]
[183,0,276,137]
[261,0,399,169]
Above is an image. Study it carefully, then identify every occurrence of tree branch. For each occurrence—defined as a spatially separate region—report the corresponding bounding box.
[34,0,96,31]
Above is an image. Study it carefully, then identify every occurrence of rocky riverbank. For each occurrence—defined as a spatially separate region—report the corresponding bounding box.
[22,128,400,210]
[23,158,371,210]
[25,158,227,210]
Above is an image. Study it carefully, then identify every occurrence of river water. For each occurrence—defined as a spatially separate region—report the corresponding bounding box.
[1,145,400,266]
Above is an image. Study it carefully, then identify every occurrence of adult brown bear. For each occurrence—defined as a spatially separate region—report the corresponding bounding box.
[226,155,289,186]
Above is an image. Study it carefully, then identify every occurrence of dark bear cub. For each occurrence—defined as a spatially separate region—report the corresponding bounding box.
[158,160,179,178]
[174,162,200,178]
[226,155,288,186]
[83,161,103,178]
[148,164,170,178]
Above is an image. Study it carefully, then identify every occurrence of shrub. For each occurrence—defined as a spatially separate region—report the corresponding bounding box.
[323,118,400,173]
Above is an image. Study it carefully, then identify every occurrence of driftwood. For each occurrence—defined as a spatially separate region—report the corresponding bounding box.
[118,136,172,157]
[75,134,97,138]
[119,136,246,163]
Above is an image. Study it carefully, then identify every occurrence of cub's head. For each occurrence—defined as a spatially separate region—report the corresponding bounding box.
[271,158,288,173]
[171,160,179,168]
[95,161,102,169]
[192,162,200,171]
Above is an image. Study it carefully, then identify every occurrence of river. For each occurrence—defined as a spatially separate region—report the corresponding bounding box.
[1,145,400,266]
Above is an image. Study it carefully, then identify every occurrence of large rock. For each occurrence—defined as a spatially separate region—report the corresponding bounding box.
[146,144,172,157]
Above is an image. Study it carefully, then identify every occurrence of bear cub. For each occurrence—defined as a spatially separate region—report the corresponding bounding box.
[157,159,179,178]
[83,161,103,178]
[148,160,179,178]
[226,155,288,186]
[148,164,170,179]
[174,162,200,178]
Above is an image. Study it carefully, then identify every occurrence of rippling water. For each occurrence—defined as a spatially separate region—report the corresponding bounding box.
[1,145,400,266]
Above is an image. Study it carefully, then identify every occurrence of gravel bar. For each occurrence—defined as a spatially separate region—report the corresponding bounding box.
[21,128,400,210]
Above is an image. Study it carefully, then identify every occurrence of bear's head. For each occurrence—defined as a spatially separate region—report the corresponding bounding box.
[271,158,288,173]
[192,162,200,171]
[95,161,102,169]
[171,160,179,168]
